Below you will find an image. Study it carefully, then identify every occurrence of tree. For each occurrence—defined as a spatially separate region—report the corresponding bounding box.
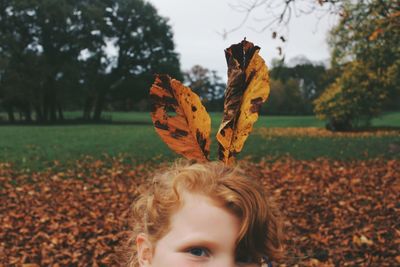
[183,65,226,111]
[268,59,329,114]
[261,78,308,115]
[314,0,400,130]
[87,0,182,119]
[0,0,181,123]
[0,0,101,122]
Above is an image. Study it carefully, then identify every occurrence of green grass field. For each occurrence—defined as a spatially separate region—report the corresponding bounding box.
[0,112,399,170]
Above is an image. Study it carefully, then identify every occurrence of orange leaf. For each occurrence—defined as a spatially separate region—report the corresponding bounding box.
[369,28,383,41]
[150,74,211,162]
[217,39,270,164]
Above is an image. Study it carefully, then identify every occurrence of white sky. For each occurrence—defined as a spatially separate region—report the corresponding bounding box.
[147,0,339,78]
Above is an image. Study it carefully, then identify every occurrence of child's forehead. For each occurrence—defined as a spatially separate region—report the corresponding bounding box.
[174,185,243,218]
[176,190,226,210]
[160,191,241,249]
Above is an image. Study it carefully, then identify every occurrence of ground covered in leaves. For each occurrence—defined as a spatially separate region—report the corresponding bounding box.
[1,157,399,266]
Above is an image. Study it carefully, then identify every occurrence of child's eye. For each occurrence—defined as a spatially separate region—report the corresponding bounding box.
[187,247,209,257]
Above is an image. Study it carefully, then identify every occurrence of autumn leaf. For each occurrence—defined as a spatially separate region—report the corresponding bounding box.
[217,39,270,164]
[369,28,383,41]
[150,74,211,162]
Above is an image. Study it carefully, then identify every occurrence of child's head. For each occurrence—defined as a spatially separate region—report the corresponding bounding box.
[126,160,283,266]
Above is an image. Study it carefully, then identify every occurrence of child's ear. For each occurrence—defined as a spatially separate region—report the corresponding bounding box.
[136,233,153,266]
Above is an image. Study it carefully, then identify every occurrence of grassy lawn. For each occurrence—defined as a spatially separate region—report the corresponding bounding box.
[65,111,328,127]
[0,112,399,170]
[87,110,400,128]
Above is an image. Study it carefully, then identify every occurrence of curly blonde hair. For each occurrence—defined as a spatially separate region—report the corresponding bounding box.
[120,160,283,266]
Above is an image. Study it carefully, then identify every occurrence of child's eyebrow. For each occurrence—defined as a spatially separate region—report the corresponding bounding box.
[175,236,221,250]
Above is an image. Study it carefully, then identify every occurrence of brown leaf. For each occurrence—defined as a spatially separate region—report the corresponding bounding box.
[217,39,270,164]
[369,28,383,41]
[150,74,211,162]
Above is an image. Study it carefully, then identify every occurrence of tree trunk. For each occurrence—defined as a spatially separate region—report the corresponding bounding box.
[326,118,352,132]
[6,106,15,122]
[93,92,105,121]
[24,108,32,122]
[43,99,49,122]
[43,75,57,123]
[50,102,57,122]
[83,97,93,120]
[58,104,64,121]
[35,105,44,122]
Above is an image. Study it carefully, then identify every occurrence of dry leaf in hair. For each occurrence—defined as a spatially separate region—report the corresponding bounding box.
[150,74,211,162]
[217,39,270,165]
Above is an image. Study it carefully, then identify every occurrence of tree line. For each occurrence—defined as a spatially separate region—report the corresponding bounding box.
[0,0,181,123]
[1,0,398,131]
[183,61,333,116]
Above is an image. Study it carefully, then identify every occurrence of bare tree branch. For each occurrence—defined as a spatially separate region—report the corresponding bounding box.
[221,0,343,39]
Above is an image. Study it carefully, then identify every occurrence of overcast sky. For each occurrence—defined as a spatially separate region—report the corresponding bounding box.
[147,0,338,78]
